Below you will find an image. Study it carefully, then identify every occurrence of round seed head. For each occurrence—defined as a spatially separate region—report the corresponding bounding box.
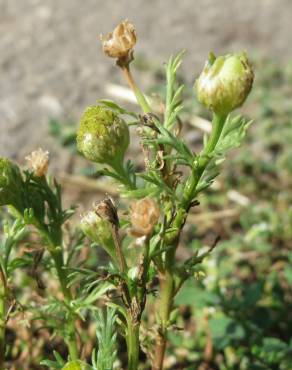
[76,106,129,166]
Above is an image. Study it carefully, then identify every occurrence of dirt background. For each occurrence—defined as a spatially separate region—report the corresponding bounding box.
[1,0,292,168]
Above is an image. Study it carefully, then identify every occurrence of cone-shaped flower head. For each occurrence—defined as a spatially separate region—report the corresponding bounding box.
[80,210,117,263]
[76,106,129,166]
[130,197,160,237]
[0,158,24,211]
[25,148,49,177]
[195,52,254,115]
[101,20,136,59]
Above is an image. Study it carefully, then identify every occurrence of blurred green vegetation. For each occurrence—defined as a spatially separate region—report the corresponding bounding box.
[165,59,292,369]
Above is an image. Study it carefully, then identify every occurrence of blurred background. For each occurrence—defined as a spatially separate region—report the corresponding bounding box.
[1,0,292,163]
[1,0,292,369]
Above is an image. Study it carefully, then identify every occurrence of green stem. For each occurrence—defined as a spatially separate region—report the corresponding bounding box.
[164,114,227,246]
[50,248,78,360]
[0,279,5,370]
[126,240,151,370]
[121,65,152,114]
[153,271,174,370]
[204,113,227,154]
[127,316,140,370]
[182,113,226,208]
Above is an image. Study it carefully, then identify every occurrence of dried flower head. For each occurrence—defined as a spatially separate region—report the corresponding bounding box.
[25,148,49,177]
[101,20,136,59]
[76,106,129,167]
[130,197,160,237]
[195,52,254,115]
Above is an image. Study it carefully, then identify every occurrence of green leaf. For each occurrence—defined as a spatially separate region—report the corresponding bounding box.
[41,360,63,369]
[98,99,138,118]
[209,314,245,349]
[175,282,219,308]
[73,281,115,310]
[40,351,66,369]
[214,115,253,155]
[242,282,263,308]
[284,266,292,285]
[145,118,194,167]
[261,337,288,352]
[92,308,117,370]
[252,337,290,365]
[164,51,185,129]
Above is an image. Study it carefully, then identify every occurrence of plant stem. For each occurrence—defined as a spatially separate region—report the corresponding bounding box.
[127,316,140,370]
[120,65,152,114]
[0,277,5,370]
[166,113,227,244]
[182,113,226,208]
[50,248,79,360]
[153,271,174,370]
[153,113,227,370]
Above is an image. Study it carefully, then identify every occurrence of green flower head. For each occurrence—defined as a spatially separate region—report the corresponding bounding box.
[195,52,254,115]
[0,158,24,211]
[76,106,129,166]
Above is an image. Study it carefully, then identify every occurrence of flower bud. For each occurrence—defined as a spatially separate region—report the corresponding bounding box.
[130,197,160,237]
[101,20,136,59]
[25,148,49,177]
[0,158,24,211]
[76,106,129,166]
[195,52,254,115]
[80,210,116,262]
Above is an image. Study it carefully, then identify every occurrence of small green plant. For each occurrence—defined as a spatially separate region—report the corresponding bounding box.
[0,20,255,370]
[0,215,27,369]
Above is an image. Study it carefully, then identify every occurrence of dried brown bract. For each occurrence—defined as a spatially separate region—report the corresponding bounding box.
[94,197,119,227]
[130,197,160,237]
